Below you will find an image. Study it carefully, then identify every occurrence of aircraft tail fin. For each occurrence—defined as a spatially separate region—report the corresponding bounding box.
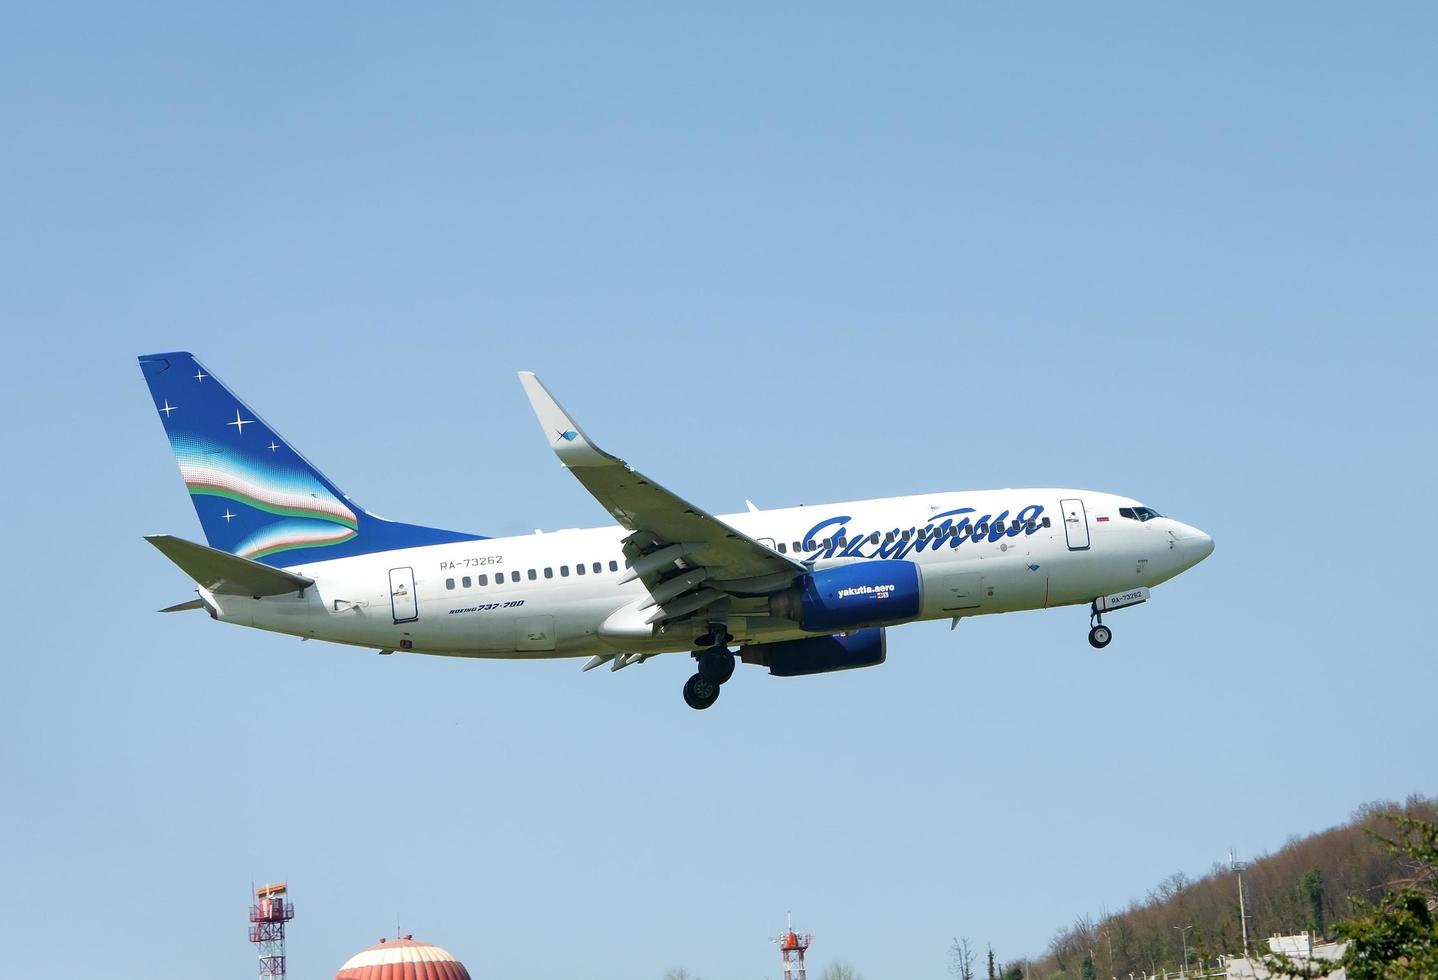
[138,352,484,567]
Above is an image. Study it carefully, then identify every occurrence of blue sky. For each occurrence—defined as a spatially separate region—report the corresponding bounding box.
[2,3,1434,978]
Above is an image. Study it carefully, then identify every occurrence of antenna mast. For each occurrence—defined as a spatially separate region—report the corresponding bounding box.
[1230,851,1250,955]
[249,882,295,980]
[773,913,812,980]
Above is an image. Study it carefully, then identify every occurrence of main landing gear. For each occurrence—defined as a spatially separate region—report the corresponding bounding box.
[1088,601,1113,649]
[683,624,736,710]
[683,673,720,710]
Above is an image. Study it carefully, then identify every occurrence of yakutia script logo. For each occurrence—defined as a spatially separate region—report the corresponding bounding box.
[799,503,1046,566]
[836,584,896,600]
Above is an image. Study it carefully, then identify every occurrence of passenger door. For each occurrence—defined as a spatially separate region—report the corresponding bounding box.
[1060,498,1090,551]
[388,566,419,623]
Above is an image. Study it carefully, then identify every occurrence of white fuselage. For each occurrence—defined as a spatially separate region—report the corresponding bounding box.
[200,488,1213,661]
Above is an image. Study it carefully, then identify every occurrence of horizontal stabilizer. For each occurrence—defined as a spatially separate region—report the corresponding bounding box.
[159,598,208,613]
[145,534,314,597]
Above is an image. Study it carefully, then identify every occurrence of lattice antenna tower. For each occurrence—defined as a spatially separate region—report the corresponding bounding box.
[249,882,296,980]
[773,913,812,980]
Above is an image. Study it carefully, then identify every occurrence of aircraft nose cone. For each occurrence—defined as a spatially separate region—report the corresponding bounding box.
[1193,530,1214,561]
[1177,525,1214,565]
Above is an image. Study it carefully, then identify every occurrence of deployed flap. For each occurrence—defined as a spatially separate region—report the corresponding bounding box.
[145,534,314,596]
[518,373,803,590]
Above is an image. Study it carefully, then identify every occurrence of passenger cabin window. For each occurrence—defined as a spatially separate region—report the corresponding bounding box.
[576,563,586,576]
[462,576,472,588]
[528,569,537,581]
[446,578,455,590]
[544,567,554,579]
[593,562,602,574]
[777,542,787,554]
[993,521,1005,534]
[479,574,488,586]
[608,560,618,572]
[560,565,569,577]
[1043,517,1052,528]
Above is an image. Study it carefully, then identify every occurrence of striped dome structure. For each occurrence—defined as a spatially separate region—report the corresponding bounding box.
[335,936,471,980]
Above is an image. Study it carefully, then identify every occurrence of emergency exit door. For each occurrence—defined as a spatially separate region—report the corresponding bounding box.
[388,567,418,623]
[1060,498,1090,551]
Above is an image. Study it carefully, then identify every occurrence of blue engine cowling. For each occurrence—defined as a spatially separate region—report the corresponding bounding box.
[742,628,887,677]
[768,560,922,631]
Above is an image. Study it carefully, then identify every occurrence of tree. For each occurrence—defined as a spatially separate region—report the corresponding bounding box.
[1001,966,1024,980]
[1302,868,1326,937]
[1332,813,1438,979]
[821,962,862,980]
[949,936,976,980]
[1080,953,1095,980]
[1266,813,1438,980]
[662,969,695,980]
[986,946,997,980]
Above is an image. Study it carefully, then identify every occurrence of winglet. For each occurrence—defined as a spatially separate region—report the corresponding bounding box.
[517,372,612,467]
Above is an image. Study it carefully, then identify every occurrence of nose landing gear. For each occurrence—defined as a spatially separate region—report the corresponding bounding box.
[1088,601,1113,649]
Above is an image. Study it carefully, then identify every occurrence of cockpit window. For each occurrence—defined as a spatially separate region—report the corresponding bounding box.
[1119,506,1162,522]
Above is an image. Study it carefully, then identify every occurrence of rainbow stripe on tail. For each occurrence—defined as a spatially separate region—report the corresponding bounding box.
[139,352,484,568]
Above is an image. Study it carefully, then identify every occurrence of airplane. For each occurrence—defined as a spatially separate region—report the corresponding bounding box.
[138,351,1214,710]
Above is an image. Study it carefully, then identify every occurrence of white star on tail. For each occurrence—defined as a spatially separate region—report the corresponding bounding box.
[159,400,177,417]
[194,369,207,382]
[222,509,236,523]
[226,409,254,433]
[267,441,280,452]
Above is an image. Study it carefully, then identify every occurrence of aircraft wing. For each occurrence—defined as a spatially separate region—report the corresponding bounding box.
[519,373,804,626]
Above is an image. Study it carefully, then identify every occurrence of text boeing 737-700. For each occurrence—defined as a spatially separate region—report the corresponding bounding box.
[139,352,1214,709]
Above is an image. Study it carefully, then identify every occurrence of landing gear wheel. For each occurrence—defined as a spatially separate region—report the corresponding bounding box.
[1088,624,1112,649]
[683,673,720,710]
[697,647,736,685]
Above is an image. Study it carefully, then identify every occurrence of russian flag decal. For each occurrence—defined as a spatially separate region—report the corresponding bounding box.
[1096,516,1110,522]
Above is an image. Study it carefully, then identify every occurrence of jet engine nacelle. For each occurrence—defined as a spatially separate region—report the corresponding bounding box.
[768,560,922,631]
[742,627,887,677]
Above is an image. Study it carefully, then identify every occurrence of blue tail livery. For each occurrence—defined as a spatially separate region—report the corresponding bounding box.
[138,352,483,567]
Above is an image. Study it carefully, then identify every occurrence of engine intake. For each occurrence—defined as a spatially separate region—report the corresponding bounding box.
[768,560,922,631]
[742,628,887,677]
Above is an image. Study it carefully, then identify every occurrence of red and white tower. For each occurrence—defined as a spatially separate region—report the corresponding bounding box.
[774,914,812,980]
[249,882,295,980]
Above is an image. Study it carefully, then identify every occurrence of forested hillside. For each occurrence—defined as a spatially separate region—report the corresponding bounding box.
[968,795,1438,980]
